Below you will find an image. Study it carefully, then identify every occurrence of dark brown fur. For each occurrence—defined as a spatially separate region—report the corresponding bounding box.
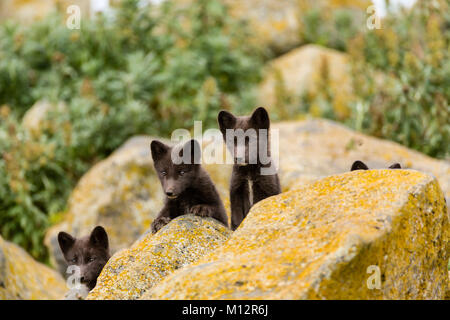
[150,139,228,233]
[58,226,110,291]
[218,107,281,230]
[351,160,402,171]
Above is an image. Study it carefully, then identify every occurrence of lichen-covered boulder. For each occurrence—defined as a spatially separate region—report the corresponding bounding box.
[274,119,450,209]
[143,170,449,299]
[87,215,231,300]
[258,44,353,120]
[0,236,67,300]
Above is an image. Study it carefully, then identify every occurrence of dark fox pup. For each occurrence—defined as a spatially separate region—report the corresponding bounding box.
[58,226,110,291]
[150,139,228,233]
[218,107,281,231]
[351,160,402,171]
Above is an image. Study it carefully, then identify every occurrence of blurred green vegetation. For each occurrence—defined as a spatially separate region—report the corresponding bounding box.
[0,0,262,261]
[348,0,449,159]
[293,0,449,159]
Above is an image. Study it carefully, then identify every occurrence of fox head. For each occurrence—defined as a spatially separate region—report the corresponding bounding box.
[351,160,402,171]
[150,139,201,199]
[58,226,110,290]
[218,107,271,166]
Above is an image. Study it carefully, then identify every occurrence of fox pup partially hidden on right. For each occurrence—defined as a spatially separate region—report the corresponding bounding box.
[150,139,228,233]
[218,107,281,230]
[350,160,402,171]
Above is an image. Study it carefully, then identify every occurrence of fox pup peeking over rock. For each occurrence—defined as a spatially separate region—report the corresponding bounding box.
[150,139,228,233]
[58,226,110,292]
[218,107,281,230]
[351,160,402,171]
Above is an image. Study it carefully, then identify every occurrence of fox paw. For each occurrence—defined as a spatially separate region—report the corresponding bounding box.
[151,216,171,234]
[190,205,212,218]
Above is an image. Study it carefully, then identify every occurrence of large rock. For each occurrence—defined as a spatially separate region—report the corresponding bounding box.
[0,235,66,300]
[87,215,231,300]
[258,44,353,120]
[45,136,232,274]
[143,170,450,299]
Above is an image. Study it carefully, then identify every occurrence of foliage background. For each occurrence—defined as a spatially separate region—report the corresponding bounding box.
[0,0,448,262]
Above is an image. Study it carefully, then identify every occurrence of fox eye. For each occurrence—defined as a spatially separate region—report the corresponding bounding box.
[70,258,77,264]
[179,170,185,176]
[88,257,96,263]
[161,171,167,176]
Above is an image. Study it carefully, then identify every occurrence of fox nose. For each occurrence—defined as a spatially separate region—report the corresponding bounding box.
[80,276,85,283]
[166,191,174,197]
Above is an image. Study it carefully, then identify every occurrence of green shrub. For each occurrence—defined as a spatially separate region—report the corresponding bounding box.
[0,0,262,261]
[300,7,360,52]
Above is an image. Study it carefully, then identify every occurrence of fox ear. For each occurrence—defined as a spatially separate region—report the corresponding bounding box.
[180,139,201,164]
[151,140,169,162]
[58,232,75,255]
[351,160,369,171]
[250,107,270,129]
[89,226,109,250]
[389,163,401,169]
[218,110,236,133]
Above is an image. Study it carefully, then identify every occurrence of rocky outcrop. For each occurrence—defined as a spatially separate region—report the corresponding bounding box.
[0,235,66,300]
[143,170,449,299]
[257,45,353,120]
[87,215,231,300]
